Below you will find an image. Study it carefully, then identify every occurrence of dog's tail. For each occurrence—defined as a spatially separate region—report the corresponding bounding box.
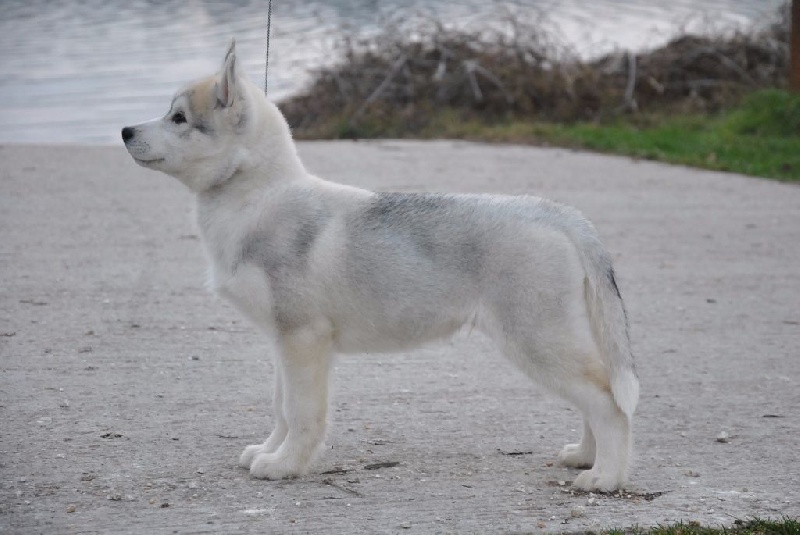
[568,215,639,419]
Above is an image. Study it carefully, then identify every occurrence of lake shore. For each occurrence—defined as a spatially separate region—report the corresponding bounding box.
[278,3,797,180]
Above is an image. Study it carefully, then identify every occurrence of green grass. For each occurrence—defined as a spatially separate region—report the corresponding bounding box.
[428,90,800,182]
[535,119,798,182]
[601,517,800,535]
[300,90,800,182]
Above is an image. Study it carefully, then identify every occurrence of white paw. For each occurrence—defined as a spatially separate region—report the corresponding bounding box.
[573,468,624,492]
[238,444,265,469]
[558,443,594,468]
[250,452,306,480]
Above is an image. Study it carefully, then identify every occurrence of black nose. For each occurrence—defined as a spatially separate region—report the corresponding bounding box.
[121,127,134,143]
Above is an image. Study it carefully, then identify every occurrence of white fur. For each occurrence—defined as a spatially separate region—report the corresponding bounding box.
[122,40,639,491]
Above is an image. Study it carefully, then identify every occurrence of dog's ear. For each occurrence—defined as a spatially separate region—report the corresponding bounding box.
[217,39,238,108]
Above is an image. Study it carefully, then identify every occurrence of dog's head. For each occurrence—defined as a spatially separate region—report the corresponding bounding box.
[122,40,274,192]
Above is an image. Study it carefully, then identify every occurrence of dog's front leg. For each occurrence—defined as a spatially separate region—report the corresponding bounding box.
[238,361,288,468]
[250,321,332,480]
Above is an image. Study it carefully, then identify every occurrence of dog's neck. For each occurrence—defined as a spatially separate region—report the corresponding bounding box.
[195,89,307,197]
[200,160,306,223]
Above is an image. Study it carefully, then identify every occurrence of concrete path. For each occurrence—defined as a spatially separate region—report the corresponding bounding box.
[1,142,798,534]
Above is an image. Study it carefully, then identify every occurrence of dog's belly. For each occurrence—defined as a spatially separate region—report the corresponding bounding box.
[332,314,469,354]
[328,287,479,355]
[215,264,471,354]
[332,325,464,355]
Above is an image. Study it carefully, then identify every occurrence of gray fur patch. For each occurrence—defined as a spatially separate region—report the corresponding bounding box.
[194,121,211,135]
[362,192,451,225]
[234,102,248,131]
[239,211,328,331]
[239,198,331,278]
[241,220,320,276]
[293,220,320,261]
[353,192,484,275]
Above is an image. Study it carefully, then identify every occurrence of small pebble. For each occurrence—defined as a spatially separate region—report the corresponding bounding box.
[716,431,730,443]
[570,506,585,518]
[66,505,76,513]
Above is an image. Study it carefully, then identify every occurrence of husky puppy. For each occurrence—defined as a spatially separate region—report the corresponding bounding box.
[122,41,639,492]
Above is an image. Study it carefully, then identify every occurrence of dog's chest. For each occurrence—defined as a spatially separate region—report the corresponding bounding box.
[196,199,278,324]
[204,238,278,329]
[215,261,276,328]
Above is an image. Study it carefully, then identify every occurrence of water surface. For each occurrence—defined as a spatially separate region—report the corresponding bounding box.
[0,0,782,144]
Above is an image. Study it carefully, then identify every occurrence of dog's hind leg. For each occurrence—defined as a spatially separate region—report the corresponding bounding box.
[483,286,630,490]
[250,320,333,480]
[261,365,289,453]
[238,361,288,469]
[558,417,595,468]
[556,372,631,491]
[522,347,629,490]
[511,339,630,491]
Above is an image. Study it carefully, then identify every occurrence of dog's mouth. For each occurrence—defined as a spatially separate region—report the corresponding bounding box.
[133,156,165,166]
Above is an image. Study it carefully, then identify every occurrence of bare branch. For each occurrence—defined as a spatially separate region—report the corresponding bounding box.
[350,54,408,121]
[623,52,638,111]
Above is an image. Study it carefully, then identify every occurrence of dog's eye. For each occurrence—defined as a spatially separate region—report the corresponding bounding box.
[171,112,187,125]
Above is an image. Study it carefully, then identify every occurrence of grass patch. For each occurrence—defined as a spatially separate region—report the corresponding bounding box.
[603,517,800,535]
[545,122,800,181]
[530,90,800,181]
[294,90,800,182]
